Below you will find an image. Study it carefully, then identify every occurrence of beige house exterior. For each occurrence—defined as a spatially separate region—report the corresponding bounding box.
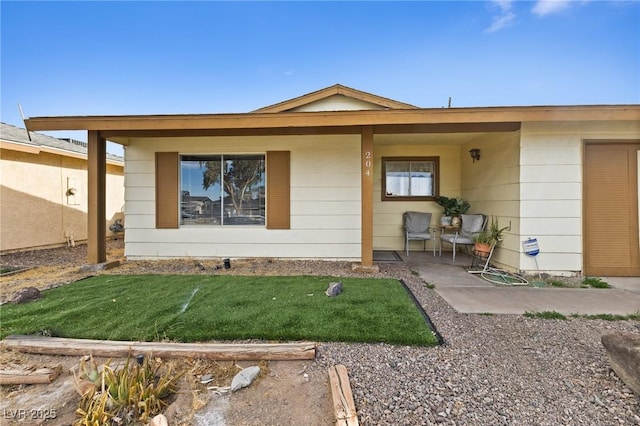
[23,85,640,276]
[0,122,124,253]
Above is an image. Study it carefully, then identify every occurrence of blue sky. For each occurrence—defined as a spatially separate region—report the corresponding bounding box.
[2,1,639,155]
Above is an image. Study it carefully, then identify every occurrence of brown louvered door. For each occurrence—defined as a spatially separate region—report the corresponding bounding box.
[584,142,640,276]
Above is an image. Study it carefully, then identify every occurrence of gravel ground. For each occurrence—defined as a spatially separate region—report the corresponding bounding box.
[314,275,640,425]
[2,241,639,425]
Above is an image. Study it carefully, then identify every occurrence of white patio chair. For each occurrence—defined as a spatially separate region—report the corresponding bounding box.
[403,211,433,256]
[439,214,487,262]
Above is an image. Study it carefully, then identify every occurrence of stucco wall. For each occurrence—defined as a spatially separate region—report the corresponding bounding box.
[518,120,640,276]
[123,135,362,259]
[0,149,124,252]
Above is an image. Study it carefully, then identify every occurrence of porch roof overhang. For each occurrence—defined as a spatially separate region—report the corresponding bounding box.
[24,104,640,144]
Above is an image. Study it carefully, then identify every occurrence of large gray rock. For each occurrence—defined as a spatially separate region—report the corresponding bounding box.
[601,332,640,395]
[12,287,41,304]
[231,365,261,392]
[325,281,343,297]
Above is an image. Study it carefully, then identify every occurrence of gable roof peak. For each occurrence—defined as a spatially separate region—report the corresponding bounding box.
[253,84,418,113]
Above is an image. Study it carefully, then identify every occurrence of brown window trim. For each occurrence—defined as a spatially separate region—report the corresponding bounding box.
[381,156,440,201]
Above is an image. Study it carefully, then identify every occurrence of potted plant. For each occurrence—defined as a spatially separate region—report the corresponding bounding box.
[474,217,509,256]
[436,196,470,226]
[473,230,493,256]
[487,216,509,245]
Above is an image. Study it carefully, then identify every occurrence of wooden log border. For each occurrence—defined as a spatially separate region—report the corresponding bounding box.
[3,335,316,361]
[328,364,359,426]
[0,366,62,385]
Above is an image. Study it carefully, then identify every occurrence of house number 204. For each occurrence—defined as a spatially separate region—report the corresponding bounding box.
[364,151,372,176]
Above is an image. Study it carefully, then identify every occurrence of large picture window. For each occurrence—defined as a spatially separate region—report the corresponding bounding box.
[382,157,439,201]
[180,154,265,225]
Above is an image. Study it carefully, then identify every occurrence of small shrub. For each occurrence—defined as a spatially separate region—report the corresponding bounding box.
[582,277,609,288]
[524,311,567,320]
[73,355,183,425]
[74,391,111,425]
[549,280,566,288]
[73,355,101,397]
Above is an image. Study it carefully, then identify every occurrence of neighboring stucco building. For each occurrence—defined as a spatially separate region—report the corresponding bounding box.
[23,85,640,276]
[0,122,124,253]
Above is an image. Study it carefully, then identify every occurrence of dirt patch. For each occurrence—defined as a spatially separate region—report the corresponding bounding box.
[0,349,81,425]
[0,349,332,426]
[0,240,342,425]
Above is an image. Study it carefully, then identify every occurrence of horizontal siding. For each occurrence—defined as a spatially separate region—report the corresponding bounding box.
[290,187,360,201]
[464,184,520,201]
[293,172,361,187]
[514,121,640,275]
[122,214,154,229]
[469,201,519,218]
[124,187,155,201]
[460,133,521,269]
[291,215,360,229]
[520,165,581,183]
[124,134,362,259]
[126,242,360,259]
[125,200,156,215]
[125,173,155,188]
[125,159,154,174]
[530,235,582,253]
[520,217,582,235]
[524,253,582,274]
[518,124,581,274]
[372,143,459,250]
[521,147,581,165]
[520,200,581,217]
[520,182,581,200]
[125,228,360,244]
[291,201,360,215]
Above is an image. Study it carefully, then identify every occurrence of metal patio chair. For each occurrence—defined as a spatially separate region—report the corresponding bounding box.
[403,211,433,256]
[439,213,487,262]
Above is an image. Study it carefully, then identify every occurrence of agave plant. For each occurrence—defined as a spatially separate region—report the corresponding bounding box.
[72,355,103,398]
[487,216,509,244]
[73,355,183,425]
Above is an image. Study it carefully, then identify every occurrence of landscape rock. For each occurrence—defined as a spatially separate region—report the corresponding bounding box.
[78,260,120,273]
[12,286,41,304]
[601,332,640,395]
[231,366,261,392]
[325,281,343,297]
[149,414,168,426]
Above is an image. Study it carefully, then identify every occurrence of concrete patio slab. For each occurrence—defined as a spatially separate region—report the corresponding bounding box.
[434,287,640,316]
[403,250,640,316]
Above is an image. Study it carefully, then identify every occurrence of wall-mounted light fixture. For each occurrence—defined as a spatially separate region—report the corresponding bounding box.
[469,148,481,163]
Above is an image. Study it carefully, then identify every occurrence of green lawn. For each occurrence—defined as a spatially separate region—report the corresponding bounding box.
[0,275,438,346]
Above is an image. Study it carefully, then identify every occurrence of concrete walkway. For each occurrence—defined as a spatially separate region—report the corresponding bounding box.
[403,251,640,316]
